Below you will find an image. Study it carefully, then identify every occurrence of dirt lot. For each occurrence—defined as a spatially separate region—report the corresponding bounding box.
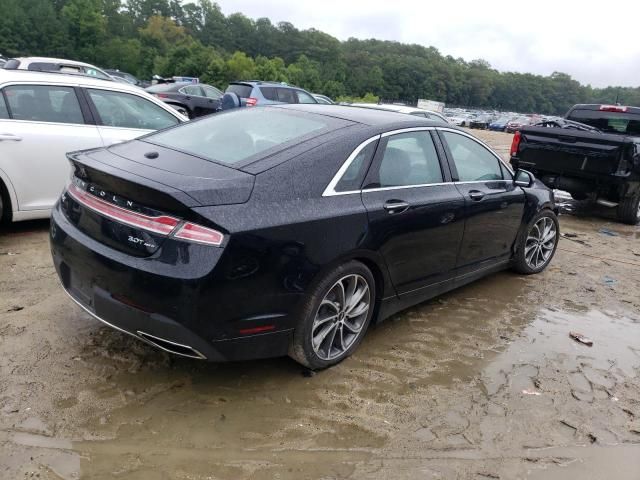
[1,130,640,479]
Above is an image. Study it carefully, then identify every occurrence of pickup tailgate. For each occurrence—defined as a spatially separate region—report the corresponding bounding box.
[516,127,628,176]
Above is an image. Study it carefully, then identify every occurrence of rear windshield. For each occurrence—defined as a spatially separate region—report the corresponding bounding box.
[144,108,329,165]
[567,109,640,135]
[225,84,253,98]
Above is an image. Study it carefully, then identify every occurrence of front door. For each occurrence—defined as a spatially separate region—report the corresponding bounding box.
[438,130,525,272]
[361,130,465,295]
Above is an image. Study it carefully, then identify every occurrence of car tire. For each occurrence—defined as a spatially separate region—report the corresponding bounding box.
[617,194,640,225]
[289,260,376,370]
[512,209,559,275]
[0,180,10,224]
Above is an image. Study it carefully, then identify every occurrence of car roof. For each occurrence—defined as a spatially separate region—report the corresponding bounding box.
[12,57,98,68]
[272,104,448,127]
[0,69,144,94]
[231,80,306,90]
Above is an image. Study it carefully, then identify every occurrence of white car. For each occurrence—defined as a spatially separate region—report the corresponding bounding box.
[0,70,187,223]
[352,103,450,123]
[3,57,114,81]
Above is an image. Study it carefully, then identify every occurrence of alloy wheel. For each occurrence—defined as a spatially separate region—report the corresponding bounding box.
[524,216,557,270]
[311,274,371,361]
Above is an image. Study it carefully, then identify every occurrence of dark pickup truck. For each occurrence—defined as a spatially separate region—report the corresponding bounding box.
[510,104,640,224]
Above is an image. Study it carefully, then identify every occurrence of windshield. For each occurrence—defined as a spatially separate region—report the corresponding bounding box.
[144,108,329,165]
[567,109,640,135]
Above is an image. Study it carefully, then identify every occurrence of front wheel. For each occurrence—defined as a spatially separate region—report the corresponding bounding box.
[617,194,640,225]
[289,261,376,370]
[512,210,559,274]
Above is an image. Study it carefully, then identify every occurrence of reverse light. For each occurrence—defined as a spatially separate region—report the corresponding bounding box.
[67,183,179,235]
[510,130,521,157]
[245,97,258,107]
[173,222,224,246]
[599,105,627,112]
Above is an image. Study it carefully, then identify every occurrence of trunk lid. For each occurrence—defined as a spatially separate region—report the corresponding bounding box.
[61,142,253,257]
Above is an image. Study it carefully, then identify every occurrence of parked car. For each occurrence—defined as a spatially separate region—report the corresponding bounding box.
[104,69,144,87]
[469,115,492,130]
[146,82,223,118]
[489,116,513,131]
[225,81,318,106]
[0,56,6,68]
[511,104,640,224]
[0,70,186,223]
[505,117,532,133]
[312,93,334,104]
[49,104,559,369]
[354,103,449,123]
[3,57,113,81]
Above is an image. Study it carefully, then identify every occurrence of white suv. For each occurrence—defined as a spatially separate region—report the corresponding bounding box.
[0,70,187,223]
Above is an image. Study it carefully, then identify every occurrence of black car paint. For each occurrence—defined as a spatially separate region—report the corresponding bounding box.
[50,105,555,362]
[146,82,222,118]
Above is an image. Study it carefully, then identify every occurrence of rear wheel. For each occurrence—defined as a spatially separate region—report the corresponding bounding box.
[512,210,559,274]
[0,180,11,224]
[289,261,375,369]
[617,194,640,225]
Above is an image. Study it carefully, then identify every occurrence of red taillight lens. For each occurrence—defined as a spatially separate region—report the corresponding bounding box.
[599,105,627,112]
[67,184,179,235]
[510,131,521,157]
[154,93,168,98]
[245,97,258,107]
[173,222,224,246]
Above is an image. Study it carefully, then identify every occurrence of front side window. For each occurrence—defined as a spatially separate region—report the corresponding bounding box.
[335,140,377,192]
[145,108,329,165]
[4,85,84,124]
[442,132,502,182]
[87,89,179,130]
[368,131,443,188]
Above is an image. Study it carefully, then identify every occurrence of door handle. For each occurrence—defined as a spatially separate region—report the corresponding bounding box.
[469,190,485,201]
[0,133,22,141]
[383,200,410,214]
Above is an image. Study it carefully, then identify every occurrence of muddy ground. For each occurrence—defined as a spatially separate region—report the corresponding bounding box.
[1,130,639,479]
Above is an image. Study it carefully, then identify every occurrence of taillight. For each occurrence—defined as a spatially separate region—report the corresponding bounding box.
[599,105,627,112]
[173,222,224,246]
[154,93,168,98]
[510,131,521,157]
[67,184,224,246]
[245,97,258,107]
[67,184,179,235]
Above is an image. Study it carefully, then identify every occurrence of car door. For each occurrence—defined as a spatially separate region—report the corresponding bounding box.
[0,83,102,213]
[84,88,181,146]
[181,85,214,117]
[438,129,525,272]
[360,129,466,296]
[201,85,223,113]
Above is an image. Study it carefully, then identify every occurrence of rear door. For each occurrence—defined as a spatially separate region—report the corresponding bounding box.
[438,129,525,272]
[361,129,465,295]
[84,87,181,146]
[0,83,102,212]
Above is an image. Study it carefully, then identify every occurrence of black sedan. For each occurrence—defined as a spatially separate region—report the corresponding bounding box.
[50,105,559,369]
[146,82,223,118]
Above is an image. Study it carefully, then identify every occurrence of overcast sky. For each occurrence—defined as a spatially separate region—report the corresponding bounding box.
[214,0,640,88]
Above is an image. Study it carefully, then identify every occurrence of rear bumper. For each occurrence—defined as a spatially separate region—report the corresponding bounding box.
[50,204,294,362]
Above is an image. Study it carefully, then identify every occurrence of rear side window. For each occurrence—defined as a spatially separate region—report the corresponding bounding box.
[442,132,502,182]
[27,62,61,72]
[277,88,297,103]
[4,85,84,124]
[87,89,179,130]
[225,84,253,98]
[367,132,443,188]
[260,87,278,101]
[202,85,222,99]
[146,108,329,165]
[0,93,9,119]
[335,140,377,192]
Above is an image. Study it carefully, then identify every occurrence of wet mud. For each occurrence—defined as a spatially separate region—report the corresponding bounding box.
[1,130,639,479]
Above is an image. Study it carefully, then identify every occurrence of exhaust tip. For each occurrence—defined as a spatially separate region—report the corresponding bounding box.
[136,331,207,360]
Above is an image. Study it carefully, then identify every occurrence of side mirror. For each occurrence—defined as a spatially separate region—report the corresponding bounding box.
[514,169,535,188]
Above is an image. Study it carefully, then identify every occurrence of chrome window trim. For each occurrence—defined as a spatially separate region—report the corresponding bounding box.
[322,126,514,198]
